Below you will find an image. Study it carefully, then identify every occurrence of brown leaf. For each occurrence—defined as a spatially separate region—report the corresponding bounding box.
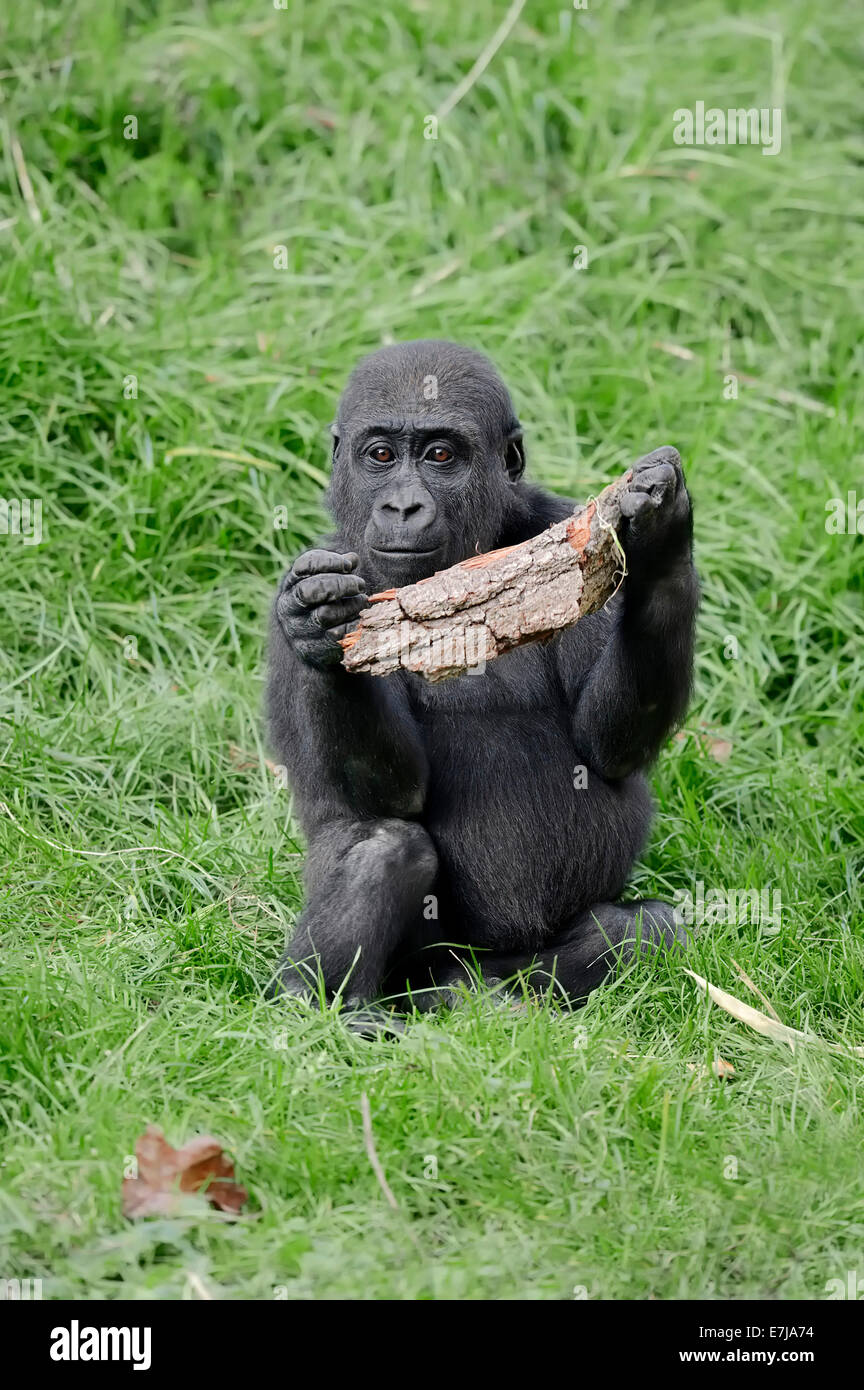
[305,106,338,130]
[122,1125,248,1218]
[673,728,732,761]
[686,1056,735,1081]
[229,742,256,771]
[228,742,282,777]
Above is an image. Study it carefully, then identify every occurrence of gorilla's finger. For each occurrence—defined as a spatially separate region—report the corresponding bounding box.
[632,445,681,475]
[619,490,654,520]
[292,549,360,579]
[277,597,350,649]
[294,573,367,608]
[312,595,370,630]
[627,463,678,497]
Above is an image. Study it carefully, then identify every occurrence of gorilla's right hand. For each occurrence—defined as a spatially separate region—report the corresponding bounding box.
[276,549,368,669]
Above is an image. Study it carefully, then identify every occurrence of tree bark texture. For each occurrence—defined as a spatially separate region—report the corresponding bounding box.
[340,470,631,682]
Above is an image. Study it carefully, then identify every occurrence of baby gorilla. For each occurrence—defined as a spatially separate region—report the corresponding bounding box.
[267,340,698,1022]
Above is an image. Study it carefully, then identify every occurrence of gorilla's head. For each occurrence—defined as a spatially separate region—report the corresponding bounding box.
[327,340,527,588]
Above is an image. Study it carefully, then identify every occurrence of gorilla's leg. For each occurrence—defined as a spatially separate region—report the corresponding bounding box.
[414,899,685,1009]
[271,818,437,1004]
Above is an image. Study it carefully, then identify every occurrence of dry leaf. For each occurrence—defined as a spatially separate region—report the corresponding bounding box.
[674,728,733,761]
[229,743,256,772]
[685,969,806,1051]
[122,1125,248,1218]
[729,957,782,1022]
[305,106,338,130]
[687,1056,735,1080]
[686,970,864,1059]
[228,743,281,777]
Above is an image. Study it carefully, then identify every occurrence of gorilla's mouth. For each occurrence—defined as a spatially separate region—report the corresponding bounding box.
[371,546,440,557]
[368,545,445,584]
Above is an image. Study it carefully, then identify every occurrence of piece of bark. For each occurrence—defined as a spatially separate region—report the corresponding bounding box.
[340,469,631,682]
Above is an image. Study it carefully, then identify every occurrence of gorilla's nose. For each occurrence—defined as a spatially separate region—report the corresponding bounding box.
[374,485,437,537]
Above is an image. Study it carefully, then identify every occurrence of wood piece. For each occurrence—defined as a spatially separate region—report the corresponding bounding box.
[340,470,631,682]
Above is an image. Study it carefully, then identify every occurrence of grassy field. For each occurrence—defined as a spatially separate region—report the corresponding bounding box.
[1,0,862,1300]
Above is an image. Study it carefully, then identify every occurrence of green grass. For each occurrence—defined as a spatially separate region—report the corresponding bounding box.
[1,0,863,1300]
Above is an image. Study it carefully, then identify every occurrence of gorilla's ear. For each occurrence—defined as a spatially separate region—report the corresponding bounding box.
[329,422,341,464]
[504,427,525,482]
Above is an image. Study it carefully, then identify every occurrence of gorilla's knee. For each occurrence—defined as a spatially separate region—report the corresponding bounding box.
[633,899,688,953]
[352,818,438,888]
[611,899,687,960]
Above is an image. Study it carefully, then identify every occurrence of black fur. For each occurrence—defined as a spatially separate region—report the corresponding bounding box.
[266,340,698,1014]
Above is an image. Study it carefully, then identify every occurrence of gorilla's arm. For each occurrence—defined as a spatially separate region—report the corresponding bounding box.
[555,448,699,780]
[267,550,429,825]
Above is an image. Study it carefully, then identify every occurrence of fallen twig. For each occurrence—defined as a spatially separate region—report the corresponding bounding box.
[360,1092,399,1211]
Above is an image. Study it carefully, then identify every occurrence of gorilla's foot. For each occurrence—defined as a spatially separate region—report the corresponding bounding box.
[417,900,686,1009]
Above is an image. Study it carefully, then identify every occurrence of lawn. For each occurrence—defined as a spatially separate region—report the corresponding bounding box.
[0,0,862,1300]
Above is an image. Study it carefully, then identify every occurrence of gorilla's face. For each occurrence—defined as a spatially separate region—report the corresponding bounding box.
[347,412,466,585]
[327,340,525,589]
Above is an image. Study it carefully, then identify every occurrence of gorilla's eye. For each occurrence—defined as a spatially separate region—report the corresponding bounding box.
[369,445,394,464]
[426,445,453,464]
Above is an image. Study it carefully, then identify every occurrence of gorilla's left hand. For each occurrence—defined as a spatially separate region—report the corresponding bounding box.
[619,445,692,575]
